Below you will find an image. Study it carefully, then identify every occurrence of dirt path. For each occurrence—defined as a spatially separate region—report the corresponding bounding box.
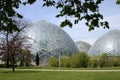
[2,69,120,72]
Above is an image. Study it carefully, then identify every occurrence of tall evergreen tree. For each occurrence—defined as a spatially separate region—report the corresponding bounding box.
[36,53,40,66]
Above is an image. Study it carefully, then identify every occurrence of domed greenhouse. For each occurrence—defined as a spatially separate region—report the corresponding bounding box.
[75,41,91,53]
[21,20,79,61]
[88,30,120,56]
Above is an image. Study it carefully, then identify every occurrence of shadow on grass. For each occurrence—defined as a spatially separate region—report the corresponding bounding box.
[1,70,42,73]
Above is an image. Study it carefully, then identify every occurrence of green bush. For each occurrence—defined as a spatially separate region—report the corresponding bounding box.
[89,58,99,68]
[99,53,108,67]
[48,57,59,67]
[0,64,5,68]
[48,53,120,68]
[60,57,70,67]
[89,55,120,68]
[70,53,81,68]
[110,57,120,67]
[70,52,89,68]
[99,53,120,67]
[79,52,89,67]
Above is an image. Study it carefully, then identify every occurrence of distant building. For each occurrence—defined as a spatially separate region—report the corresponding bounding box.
[20,20,79,63]
[89,30,120,56]
[75,41,91,53]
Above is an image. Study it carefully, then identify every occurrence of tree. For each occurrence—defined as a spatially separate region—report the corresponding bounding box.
[79,52,89,67]
[10,18,31,72]
[116,0,120,4]
[1,0,119,32]
[43,0,109,31]
[0,0,104,31]
[17,48,32,66]
[99,53,108,67]
[0,18,32,72]
[89,57,99,68]
[70,53,81,68]
[48,57,59,67]
[0,17,31,68]
[70,52,89,68]
[35,53,40,66]
[0,0,35,32]
[60,57,70,67]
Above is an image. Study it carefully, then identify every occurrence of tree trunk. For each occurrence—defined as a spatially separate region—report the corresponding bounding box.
[12,54,15,72]
[20,60,23,66]
[36,53,39,66]
[6,56,10,68]
[6,30,10,68]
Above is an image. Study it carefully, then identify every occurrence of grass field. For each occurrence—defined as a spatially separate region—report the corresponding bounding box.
[0,70,120,80]
[0,67,120,80]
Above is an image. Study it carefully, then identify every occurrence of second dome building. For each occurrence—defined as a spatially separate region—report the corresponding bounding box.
[88,30,120,56]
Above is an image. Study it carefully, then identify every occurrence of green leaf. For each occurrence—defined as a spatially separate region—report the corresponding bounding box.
[60,20,72,28]
[104,21,109,29]
[28,0,36,4]
[116,0,120,4]
[91,19,98,27]
[100,22,103,26]
[96,0,104,4]
[89,26,94,31]
[17,13,23,18]
[43,0,55,6]
[74,19,79,24]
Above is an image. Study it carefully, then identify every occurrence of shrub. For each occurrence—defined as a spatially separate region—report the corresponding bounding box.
[60,57,70,67]
[99,53,108,67]
[79,52,89,67]
[70,52,89,68]
[90,55,120,68]
[48,57,59,67]
[89,57,99,68]
[110,57,120,67]
[70,53,81,68]
[0,64,5,68]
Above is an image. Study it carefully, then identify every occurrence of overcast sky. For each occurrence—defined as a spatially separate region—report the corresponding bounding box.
[16,0,120,45]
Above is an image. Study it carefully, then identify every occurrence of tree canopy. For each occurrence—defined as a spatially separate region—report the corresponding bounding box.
[0,0,120,32]
[116,0,120,4]
[0,0,35,33]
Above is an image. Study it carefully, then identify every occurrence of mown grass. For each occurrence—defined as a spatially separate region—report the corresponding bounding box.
[15,66,120,70]
[0,66,120,80]
[0,70,120,80]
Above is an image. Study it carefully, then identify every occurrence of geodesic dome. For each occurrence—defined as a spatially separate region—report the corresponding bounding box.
[88,30,120,56]
[75,41,91,53]
[21,20,79,59]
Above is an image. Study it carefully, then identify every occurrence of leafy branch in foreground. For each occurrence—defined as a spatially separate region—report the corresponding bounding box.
[1,0,120,32]
[43,0,109,31]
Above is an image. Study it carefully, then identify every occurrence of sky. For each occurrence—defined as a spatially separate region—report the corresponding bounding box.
[16,0,120,45]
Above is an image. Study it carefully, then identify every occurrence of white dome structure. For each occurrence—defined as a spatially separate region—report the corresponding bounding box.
[88,30,120,56]
[21,20,79,60]
[75,41,91,53]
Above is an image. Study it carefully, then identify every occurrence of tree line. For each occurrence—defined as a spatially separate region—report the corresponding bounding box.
[48,52,120,68]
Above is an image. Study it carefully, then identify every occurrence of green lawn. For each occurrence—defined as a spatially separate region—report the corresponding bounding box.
[0,69,120,80]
